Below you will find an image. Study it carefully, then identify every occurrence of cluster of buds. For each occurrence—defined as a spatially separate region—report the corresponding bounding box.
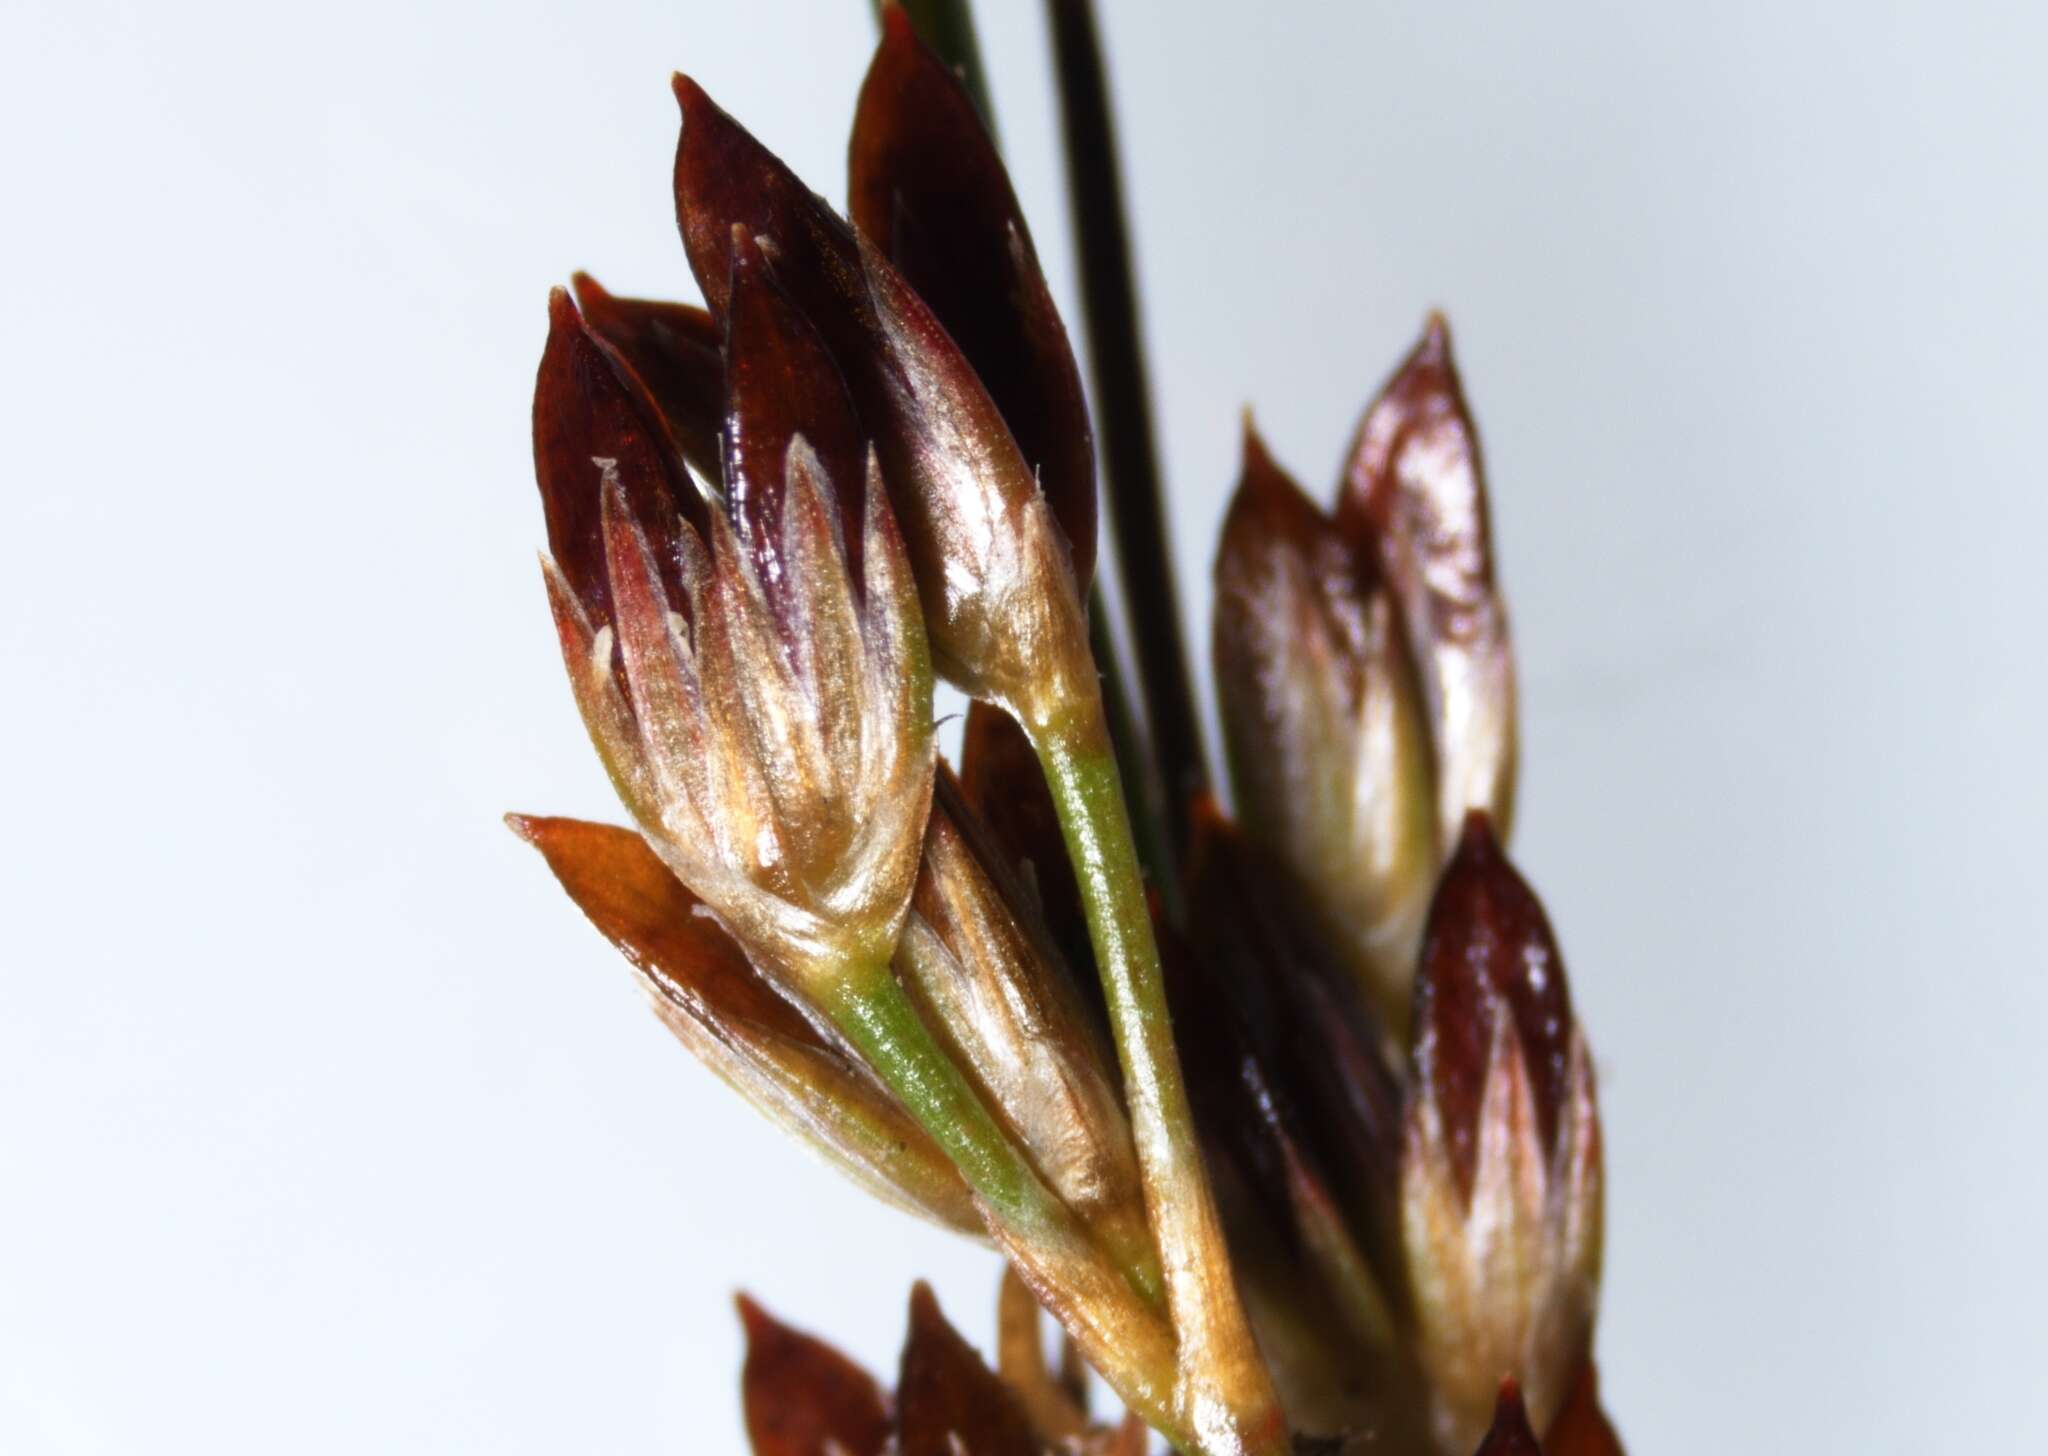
[513,5,1621,1454]
[1213,317,1516,1043]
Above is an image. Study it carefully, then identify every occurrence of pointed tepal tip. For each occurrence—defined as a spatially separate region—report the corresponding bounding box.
[1420,308,1454,356]
[1473,1378,1543,1455]
[1451,807,1502,866]
[1237,407,1274,473]
[906,1279,943,1328]
[503,812,542,846]
[733,1291,776,1340]
[1233,413,1294,508]
[878,0,917,48]
[546,284,579,332]
[1418,805,1576,1189]
[671,72,706,113]
[1224,412,1327,552]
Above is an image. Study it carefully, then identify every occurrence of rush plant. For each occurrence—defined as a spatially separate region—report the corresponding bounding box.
[512,4,1623,1452]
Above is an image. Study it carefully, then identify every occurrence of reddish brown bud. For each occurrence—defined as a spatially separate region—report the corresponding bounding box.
[1338,315,1517,842]
[1159,897,1421,1440]
[1413,813,1574,1199]
[850,8,1097,582]
[1473,1382,1543,1456]
[1400,816,1602,1451]
[568,273,725,487]
[737,1294,893,1456]
[587,446,935,993]
[672,75,1091,724]
[895,1283,1041,1456]
[1183,806,1404,1275]
[1213,420,1436,1033]
[722,227,869,595]
[532,287,703,630]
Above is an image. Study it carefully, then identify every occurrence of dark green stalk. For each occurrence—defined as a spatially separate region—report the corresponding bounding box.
[1046,0,1209,857]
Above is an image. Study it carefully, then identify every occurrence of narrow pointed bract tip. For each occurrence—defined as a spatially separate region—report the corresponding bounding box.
[503,812,540,845]
[1473,1379,1542,1455]
[1238,411,1279,481]
[1412,806,1575,1194]
[879,2,916,45]
[1454,807,1502,862]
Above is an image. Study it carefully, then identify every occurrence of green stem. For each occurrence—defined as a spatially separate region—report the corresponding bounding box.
[820,961,1051,1229]
[1028,700,1287,1456]
[825,957,1190,1444]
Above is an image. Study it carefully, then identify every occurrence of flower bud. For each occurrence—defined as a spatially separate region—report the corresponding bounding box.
[896,1283,1041,1456]
[567,272,725,486]
[532,287,703,637]
[1166,833,1424,1441]
[1338,315,1518,844]
[1400,815,1602,1453]
[509,815,978,1235]
[1183,805,1405,1286]
[721,227,869,594]
[533,285,935,995]
[895,772,1156,1297]
[1213,420,1437,1035]
[736,1294,893,1456]
[849,7,1097,584]
[671,75,1094,729]
[604,443,932,988]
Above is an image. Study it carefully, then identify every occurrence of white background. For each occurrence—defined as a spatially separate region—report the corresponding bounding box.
[3,1,2043,1451]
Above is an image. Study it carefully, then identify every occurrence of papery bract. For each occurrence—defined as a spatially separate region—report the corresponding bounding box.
[896,774,1153,1291]
[849,7,1097,584]
[510,815,978,1234]
[1401,816,1602,1452]
[1214,421,1436,1035]
[1338,316,1518,845]
[569,272,726,486]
